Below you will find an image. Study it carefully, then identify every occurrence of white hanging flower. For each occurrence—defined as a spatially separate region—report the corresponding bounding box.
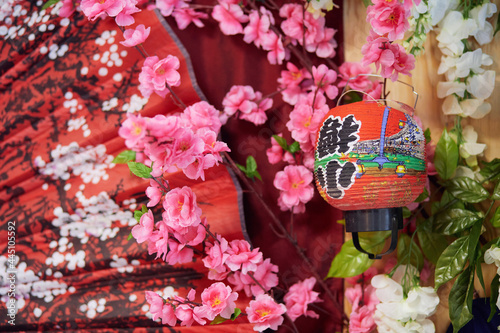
[466,70,495,100]
[442,95,491,119]
[459,125,486,167]
[484,246,500,270]
[371,274,404,303]
[428,0,459,26]
[455,49,492,78]
[404,287,440,321]
[470,3,497,45]
[436,11,478,56]
[437,81,466,98]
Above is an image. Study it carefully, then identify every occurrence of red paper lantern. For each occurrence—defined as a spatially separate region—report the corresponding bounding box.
[314,100,426,258]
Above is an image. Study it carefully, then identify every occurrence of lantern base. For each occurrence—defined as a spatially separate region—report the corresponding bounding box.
[344,207,403,260]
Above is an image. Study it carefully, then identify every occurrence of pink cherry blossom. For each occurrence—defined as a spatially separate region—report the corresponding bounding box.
[345,267,378,286]
[311,27,337,58]
[367,0,410,41]
[181,101,222,134]
[131,209,154,243]
[171,128,205,169]
[266,135,284,164]
[246,294,287,331]
[243,7,274,48]
[156,0,187,17]
[250,258,279,296]
[261,31,287,65]
[211,2,248,35]
[199,282,238,320]
[161,303,177,326]
[349,305,377,333]
[80,0,126,21]
[115,0,140,26]
[147,114,181,138]
[138,55,181,98]
[173,221,206,246]
[311,64,338,100]
[345,284,379,312]
[183,154,216,181]
[283,277,321,322]
[118,113,147,149]
[120,24,151,47]
[338,62,374,90]
[175,304,206,327]
[197,128,230,161]
[59,0,78,17]
[203,235,230,280]
[145,291,164,321]
[162,186,202,232]
[225,239,263,274]
[173,7,208,30]
[165,239,194,265]
[222,85,257,117]
[279,4,305,41]
[273,165,314,210]
[145,179,164,207]
[278,62,311,105]
[239,91,272,125]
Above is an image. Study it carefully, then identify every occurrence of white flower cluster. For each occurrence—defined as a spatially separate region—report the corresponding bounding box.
[434,2,497,120]
[36,142,114,183]
[371,267,440,333]
[51,191,135,243]
[484,245,500,311]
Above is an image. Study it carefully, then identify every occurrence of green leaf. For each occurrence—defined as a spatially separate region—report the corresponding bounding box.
[467,220,482,264]
[402,206,411,219]
[210,315,227,325]
[494,10,500,36]
[397,233,424,270]
[246,155,257,173]
[127,162,152,179]
[42,0,62,9]
[449,266,475,333]
[253,170,262,181]
[288,141,301,154]
[476,251,486,296]
[327,235,387,278]
[435,236,469,289]
[491,206,500,228]
[134,210,144,222]
[230,308,241,320]
[417,219,448,264]
[433,208,481,235]
[141,205,148,213]
[361,0,372,7]
[424,128,431,143]
[272,135,288,151]
[112,150,136,164]
[492,182,500,200]
[489,275,500,322]
[434,129,458,180]
[236,163,246,173]
[414,187,429,203]
[480,158,500,181]
[448,177,489,203]
[127,232,134,241]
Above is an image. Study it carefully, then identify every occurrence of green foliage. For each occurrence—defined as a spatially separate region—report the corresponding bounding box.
[236,155,262,181]
[435,236,469,289]
[42,0,62,9]
[489,276,500,322]
[272,135,302,156]
[433,208,481,235]
[210,308,241,325]
[434,129,458,180]
[449,265,475,332]
[127,162,152,179]
[397,233,424,270]
[417,219,448,264]
[113,150,136,164]
[327,232,388,278]
[448,177,489,203]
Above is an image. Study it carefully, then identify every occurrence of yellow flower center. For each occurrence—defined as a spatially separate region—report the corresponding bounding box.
[256,309,270,317]
[133,123,142,136]
[292,180,304,189]
[178,201,184,211]
[304,117,311,127]
[156,68,165,75]
[211,296,221,307]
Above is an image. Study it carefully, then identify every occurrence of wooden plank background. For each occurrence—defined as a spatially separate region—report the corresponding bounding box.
[341,1,500,331]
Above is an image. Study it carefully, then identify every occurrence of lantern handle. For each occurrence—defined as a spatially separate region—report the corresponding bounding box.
[351,218,399,260]
[338,74,419,110]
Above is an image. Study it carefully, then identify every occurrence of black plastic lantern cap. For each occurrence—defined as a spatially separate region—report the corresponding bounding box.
[344,207,403,260]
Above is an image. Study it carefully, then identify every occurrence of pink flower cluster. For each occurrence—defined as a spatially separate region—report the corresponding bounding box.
[120,24,150,47]
[273,165,314,213]
[266,134,295,165]
[118,101,228,181]
[80,0,140,26]
[203,237,279,297]
[138,55,181,98]
[221,85,273,126]
[280,3,337,58]
[283,277,322,322]
[146,283,237,327]
[344,268,379,333]
[362,0,415,82]
[337,62,382,101]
